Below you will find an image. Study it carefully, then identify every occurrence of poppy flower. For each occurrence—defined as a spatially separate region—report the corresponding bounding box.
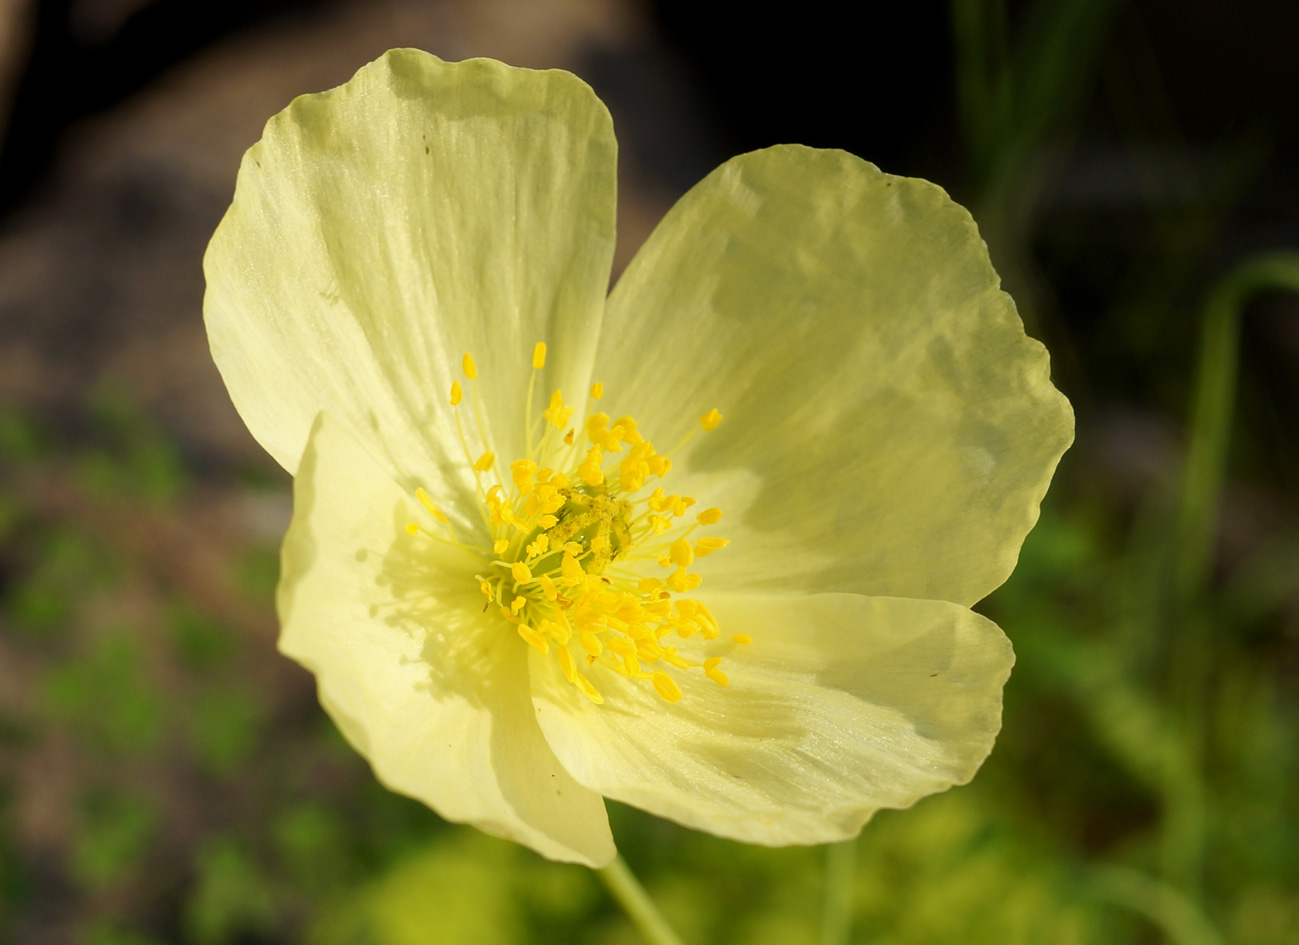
[203,49,1073,867]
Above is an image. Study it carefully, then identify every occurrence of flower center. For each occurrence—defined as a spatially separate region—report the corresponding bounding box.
[407,343,748,706]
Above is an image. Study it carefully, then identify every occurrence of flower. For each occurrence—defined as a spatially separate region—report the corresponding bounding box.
[203,49,1072,867]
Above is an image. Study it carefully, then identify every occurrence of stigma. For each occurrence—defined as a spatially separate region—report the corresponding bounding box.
[406,343,744,705]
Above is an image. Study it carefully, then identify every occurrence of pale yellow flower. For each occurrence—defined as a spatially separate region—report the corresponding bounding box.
[203,49,1072,867]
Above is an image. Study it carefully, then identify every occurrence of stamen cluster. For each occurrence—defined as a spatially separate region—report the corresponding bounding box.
[407,343,745,705]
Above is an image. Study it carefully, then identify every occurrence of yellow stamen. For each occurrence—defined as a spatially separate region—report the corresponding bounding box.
[579,631,603,658]
[539,574,558,601]
[560,554,584,586]
[415,487,448,523]
[586,413,609,442]
[694,536,729,557]
[444,344,747,707]
[517,623,548,654]
[704,657,729,687]
[575,674,604,704]
[558,645,577,682]
[652,671,683,703]
[511,459,537,495]
[543,390,573,428]
[578,447,603,485]
[733,634,753,645]
[669,537,694,567]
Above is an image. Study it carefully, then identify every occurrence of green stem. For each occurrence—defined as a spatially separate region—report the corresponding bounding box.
[1162,252,1299,888]
[1089,865,1226,945]
[598,856,687,945]
[820,839,857,945]
[1174,253,1299,595]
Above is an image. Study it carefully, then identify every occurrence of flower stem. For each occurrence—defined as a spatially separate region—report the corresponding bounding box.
[1163,252,1299,892]
[1174,252,1299,596]
[598,855,687,945]
[820,839,857,945]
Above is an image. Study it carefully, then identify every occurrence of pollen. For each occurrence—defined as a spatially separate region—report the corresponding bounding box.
[408,342,741,706]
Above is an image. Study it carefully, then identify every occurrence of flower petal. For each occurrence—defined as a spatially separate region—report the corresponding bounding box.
[280,411,614,866]
[599,146,1072,606]
[530,591,1012,846]
[205,50,615,491]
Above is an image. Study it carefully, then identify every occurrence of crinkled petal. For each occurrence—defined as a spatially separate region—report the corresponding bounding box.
[205,50,615,496]
[598,146,1072,606]
[279,411,614,866]
[530,592,1012,846]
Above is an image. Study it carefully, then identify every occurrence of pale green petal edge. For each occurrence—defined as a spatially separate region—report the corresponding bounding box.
[599,145,1073,607]
[204,50,615,489]
[530,591,1014,846]
[279,411,614,866]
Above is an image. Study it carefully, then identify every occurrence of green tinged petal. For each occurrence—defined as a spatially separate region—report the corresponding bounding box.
[601,146,1072,606]
[279,411,614,866]
[204,50,615,494]
[529,592,1013,846]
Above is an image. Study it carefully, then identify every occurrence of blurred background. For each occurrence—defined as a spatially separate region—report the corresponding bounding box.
[0,0,1296,943]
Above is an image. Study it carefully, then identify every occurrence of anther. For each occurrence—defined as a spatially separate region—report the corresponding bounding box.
[575,674,604,704]
[415,487,448,523]
[669,537,694,567]
[652,671,683,703]
[703,657,729,687]
[517,623,548,654]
